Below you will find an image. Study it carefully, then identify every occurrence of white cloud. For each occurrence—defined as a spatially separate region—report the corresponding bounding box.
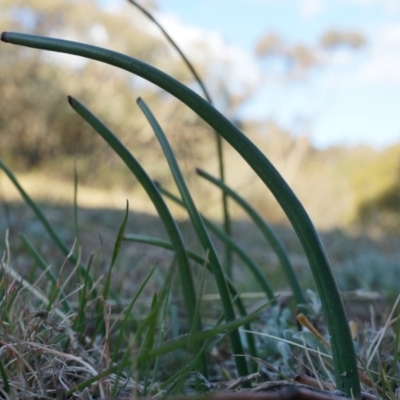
[357,24,400,84]
[345,0,399,13]
[380,23,400,44]
[150,12,262,93]
[298,0,326,19]
[320,23,400,89]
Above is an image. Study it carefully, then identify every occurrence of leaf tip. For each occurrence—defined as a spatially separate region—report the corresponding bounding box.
[1,32,9,42]
[67,96,75,107]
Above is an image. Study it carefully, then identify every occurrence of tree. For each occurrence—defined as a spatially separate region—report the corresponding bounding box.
[0,0,215,190]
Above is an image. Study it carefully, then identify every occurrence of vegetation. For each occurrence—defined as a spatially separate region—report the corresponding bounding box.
[0,1,399,399]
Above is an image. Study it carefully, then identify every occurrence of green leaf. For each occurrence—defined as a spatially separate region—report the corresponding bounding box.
[127,1,232,279]
[156,186,276,303]
[65,301,266,398]
[137,97,249,382]
[103,200,129,301]
[123,231,261,364]
[196,168,306,306]
[66,95,207,378]
[0,158,97,297]
[0,32,361,398]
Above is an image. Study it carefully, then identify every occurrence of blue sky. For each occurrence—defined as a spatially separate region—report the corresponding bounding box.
[153,0,400,149]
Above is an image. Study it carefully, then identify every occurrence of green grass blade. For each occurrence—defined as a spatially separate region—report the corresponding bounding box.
[102,200,129,301]
[112,270,173,397]
[73,155,79,245]
[74,252,94,336]
[127,0,212,104]
[110,200,129,268]
[0,158,97,296]
[0,159,65,255]
[137,97,249,382]
[123,233,259,366]
[66,95,207,378]
[173,264,207,395]
[142,292,158,396]
[134,264,175,344]
[127,2,232,278]
[1,32,361,397]
[123,234,216,280]
[65,301,266,398]
[150,301,265,361]
[19,233,71,313]
[126,3,232,277]
[0,357,10,394]
[151,282,170,389]
[204,220,276,302]
[154,186,276,303]
[0,279,23,324]
[112,264,156,363]
[93,201,130,339]
[196,168,306,306]
[19,233,58,288]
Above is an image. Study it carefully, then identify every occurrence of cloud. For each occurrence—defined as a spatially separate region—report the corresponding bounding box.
[345,0,399,13]
[151,12,262,92]
[320,23,400,89]
[298,0,326,19]
[357,23,400,84]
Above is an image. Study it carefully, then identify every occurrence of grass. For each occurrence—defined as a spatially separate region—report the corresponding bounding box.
[0,3,399,398]
[0,201,399,399]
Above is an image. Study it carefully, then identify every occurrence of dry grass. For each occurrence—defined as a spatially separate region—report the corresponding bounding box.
[1,175,400,399]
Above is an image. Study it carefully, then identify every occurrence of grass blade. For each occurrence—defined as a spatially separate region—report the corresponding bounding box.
[155,186,276,303]
[196,168,306,306]
[0,158,97,296]
[0,357,10,395]
[204,220,275,302]
[102,200,129,301]
[73,155,79,245]
[112,264,156,363]
[65,301,266,398]
[19,233,72,313]
[74,252,95,336]
[1,32,361,397]
[141,292,158,396]
[127,0,212,104]
[66,95,208,378]
[137,97,250,382]
[151,281,170,389]
[127,1,232,278]
[123,233,259,364]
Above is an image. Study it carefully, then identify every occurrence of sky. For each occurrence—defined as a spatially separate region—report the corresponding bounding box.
[148,0,400,149]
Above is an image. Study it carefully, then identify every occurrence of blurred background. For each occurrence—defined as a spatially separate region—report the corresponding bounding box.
[1,0,400,236]
[2,0,400,305]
